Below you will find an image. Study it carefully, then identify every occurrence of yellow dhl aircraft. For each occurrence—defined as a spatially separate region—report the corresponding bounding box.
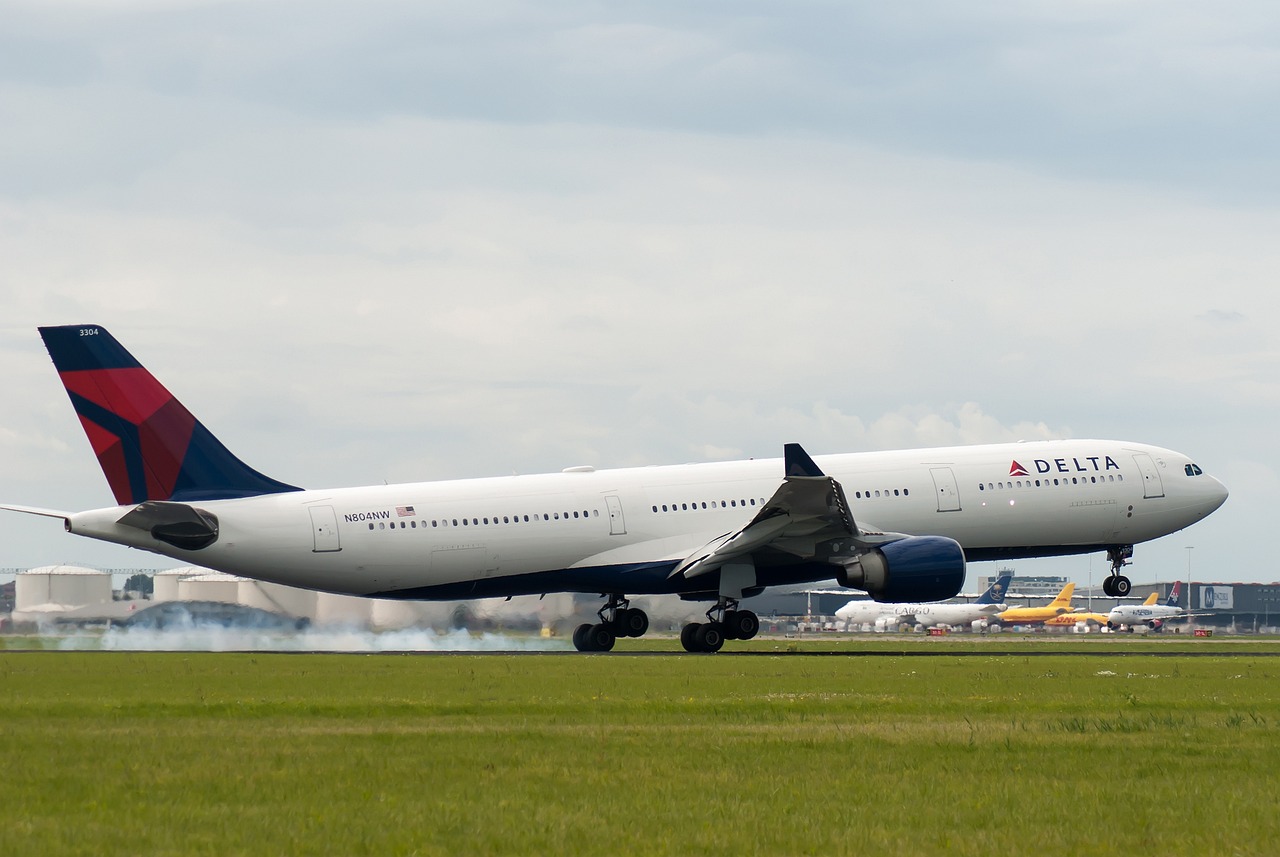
[996,583,1076,625]
[1043,610,1111,627]
[1044,592,1159,628]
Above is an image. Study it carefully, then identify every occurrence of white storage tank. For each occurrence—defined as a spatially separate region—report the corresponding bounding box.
[16,565,112,612]
[152,568,196,603]
[314,592,373,627]
[238,579,319,621]
[177,572,244,604]
[370,599,426,630]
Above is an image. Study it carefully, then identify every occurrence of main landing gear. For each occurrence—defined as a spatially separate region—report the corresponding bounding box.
[1102,545,1134,598]
[680,597,760,653]
[572,594,649,652]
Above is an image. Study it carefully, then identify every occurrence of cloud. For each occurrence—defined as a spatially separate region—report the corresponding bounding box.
[0,1,1273,581]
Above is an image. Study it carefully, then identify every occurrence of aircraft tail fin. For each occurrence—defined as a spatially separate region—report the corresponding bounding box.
[1167,581,1182,607]
[38,325,302,505]
[1051,582,1075,605]
[977,570,1014,605]
[1141,592,1160,606]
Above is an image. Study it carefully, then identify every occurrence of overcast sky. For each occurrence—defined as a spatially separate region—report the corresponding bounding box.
[2,1,1276,589]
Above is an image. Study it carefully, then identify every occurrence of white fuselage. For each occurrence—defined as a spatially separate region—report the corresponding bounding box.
[64,439,1227,600]
[1107,604,1187,628]
[836,599,1005,628]
[912,601,1007,628]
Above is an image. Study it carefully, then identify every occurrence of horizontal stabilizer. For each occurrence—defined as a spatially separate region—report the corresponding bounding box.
[0,504,73,521]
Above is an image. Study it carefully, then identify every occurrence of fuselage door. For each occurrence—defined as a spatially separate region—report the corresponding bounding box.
[1132,453,1165,499]
[605,495,627,535]
[308,505,342,552]
[929,467,962,512]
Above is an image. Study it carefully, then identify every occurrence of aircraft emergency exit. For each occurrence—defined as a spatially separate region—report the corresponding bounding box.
[1,325,1229,652]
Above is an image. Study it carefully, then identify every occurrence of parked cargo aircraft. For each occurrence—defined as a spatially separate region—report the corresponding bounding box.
[996,582,1078,625]
[1107,582,1196,631]
[1,326,1228,652]
[836,570,1013,629]
[1042,610,1111,629]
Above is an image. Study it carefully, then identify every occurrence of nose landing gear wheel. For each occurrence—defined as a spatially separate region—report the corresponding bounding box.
[1103,545,1134,600]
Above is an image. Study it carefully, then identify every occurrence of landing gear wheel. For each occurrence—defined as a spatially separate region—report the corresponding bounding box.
[1104,545,1134,600]
[587,623,616,652]
[680,623,701,653]
[694,623,724,653]
[726,610,759,641]
[615,608,649,638]
[573,623,594,652]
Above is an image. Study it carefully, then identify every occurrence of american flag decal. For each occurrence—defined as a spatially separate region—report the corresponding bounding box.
[396,505,416,517]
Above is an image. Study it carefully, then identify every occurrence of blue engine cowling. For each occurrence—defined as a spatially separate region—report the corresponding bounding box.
[836,535,966,603]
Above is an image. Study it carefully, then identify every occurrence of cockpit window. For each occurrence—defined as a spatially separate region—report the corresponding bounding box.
[1185,464,1203,476]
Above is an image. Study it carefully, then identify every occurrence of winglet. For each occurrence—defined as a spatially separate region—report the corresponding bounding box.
[784,443,825,478]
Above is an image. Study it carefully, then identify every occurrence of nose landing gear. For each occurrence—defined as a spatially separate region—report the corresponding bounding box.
[1102,545,1133,597]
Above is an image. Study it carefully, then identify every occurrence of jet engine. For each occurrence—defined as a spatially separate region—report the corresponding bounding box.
[836,535,966,603]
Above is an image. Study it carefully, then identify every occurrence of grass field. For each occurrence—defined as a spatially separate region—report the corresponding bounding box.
[3,643,1279,856]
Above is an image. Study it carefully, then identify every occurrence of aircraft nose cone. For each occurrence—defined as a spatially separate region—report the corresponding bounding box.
[1208,476,1229,511]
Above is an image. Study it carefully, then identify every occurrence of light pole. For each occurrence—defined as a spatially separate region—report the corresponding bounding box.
[1087,556,1093,612]
[1185,546,1194,616]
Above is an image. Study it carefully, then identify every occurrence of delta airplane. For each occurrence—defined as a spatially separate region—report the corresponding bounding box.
[836,571,1013,630]
[1107,582,1198,631]
[1,326,1229,653]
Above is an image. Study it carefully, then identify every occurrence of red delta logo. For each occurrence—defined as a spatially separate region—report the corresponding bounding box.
[1009,461,1029,477]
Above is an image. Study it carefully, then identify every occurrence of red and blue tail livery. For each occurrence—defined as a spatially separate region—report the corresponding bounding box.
[39,325,300,505]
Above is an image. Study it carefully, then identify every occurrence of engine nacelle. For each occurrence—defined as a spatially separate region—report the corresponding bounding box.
[836,535,966,603]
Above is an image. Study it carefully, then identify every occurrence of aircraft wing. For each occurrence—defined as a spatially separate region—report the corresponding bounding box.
[671,443,905,581]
